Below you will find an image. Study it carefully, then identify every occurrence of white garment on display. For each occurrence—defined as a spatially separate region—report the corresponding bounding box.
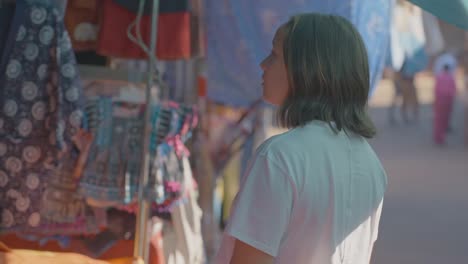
[388,5,406,71]
[163,158,205,264]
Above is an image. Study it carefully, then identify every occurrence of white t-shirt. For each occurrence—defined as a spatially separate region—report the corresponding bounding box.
[214,121,387,264]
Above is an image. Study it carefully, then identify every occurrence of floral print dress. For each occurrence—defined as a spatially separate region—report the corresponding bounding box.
[0,0,95,234]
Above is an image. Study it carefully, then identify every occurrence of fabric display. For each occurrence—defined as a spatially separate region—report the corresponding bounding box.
[388,3,428,76]
[97,0,192,60]
[0,1,15,54]
[163,192,205,264]
[80,97,198,207]
[156,158,205,264]
[0,0,99,235]
[1,1,204,263]
[76,91,202,262]
[117,154,197,219]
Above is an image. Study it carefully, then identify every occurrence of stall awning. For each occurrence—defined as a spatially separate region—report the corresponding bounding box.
[205,0,394,106]
[409,0,468,30]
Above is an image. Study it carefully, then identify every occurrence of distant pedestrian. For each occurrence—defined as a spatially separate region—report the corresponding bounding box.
[433,64,457,145]
[464,74,468,146]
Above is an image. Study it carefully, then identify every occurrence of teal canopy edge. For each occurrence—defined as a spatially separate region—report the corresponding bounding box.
[409,0,468,30]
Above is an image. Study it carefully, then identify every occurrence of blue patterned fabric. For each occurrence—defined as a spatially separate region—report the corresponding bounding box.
[0,0,89,233]
[80,98,197,205]
[205,0,394,106]
[80,99,145,204]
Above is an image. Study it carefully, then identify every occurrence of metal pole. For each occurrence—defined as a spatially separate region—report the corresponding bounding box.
[134,0,160,262]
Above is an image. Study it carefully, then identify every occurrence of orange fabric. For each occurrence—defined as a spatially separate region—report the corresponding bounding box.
[0,242,109,264]
[0,234,164,264]
[65,0,100,51]
[197,76,207,97]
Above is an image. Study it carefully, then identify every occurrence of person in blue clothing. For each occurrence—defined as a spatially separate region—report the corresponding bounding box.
[215,13,387,264]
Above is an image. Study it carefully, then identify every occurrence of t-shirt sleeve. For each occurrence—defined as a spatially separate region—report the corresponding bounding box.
[224,151,296,257]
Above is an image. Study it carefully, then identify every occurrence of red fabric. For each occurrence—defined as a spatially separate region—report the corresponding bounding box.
[0,234,164,264]
[97,0,191,60]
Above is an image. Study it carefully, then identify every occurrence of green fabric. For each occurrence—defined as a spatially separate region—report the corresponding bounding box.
[409,0,468,30]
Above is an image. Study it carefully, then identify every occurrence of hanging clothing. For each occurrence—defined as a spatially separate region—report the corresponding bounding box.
[80,96,197,206]
[0,0,93,234]
[80,98,144,205]
[391,3,428,77]
[164,162,204,264]
[0,2,15,53]
[387,3,409,72]
[96,0,191,60]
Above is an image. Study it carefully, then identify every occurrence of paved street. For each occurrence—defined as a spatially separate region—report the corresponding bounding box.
[369,76,468,263]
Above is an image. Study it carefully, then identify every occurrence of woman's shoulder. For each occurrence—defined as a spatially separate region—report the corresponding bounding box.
[255,129,298,156]
[255,124,323,160]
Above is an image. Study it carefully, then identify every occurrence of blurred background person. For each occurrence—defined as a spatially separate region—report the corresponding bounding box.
[433,63,457,145]
[386,1,428,124]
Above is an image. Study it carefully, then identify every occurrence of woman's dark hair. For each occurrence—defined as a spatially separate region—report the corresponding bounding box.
[278,13,376,138]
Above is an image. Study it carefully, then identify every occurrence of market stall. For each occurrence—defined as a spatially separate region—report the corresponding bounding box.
[0,0,203,263]
[1,0,439,263]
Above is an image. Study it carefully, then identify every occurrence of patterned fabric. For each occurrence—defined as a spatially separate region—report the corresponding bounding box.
[205,0,394,106]
[80,99,144,205]
[80,98,197,206]
[0,2,15,53]
[0,0,93,234]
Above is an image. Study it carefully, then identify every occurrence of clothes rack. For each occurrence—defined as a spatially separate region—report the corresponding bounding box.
[134,0,161,262]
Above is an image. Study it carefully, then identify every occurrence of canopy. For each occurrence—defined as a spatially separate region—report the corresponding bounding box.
[205,0,394,106]
[409,0,468,30]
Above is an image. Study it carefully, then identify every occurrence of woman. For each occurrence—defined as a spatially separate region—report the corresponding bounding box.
[214,13,387,264]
